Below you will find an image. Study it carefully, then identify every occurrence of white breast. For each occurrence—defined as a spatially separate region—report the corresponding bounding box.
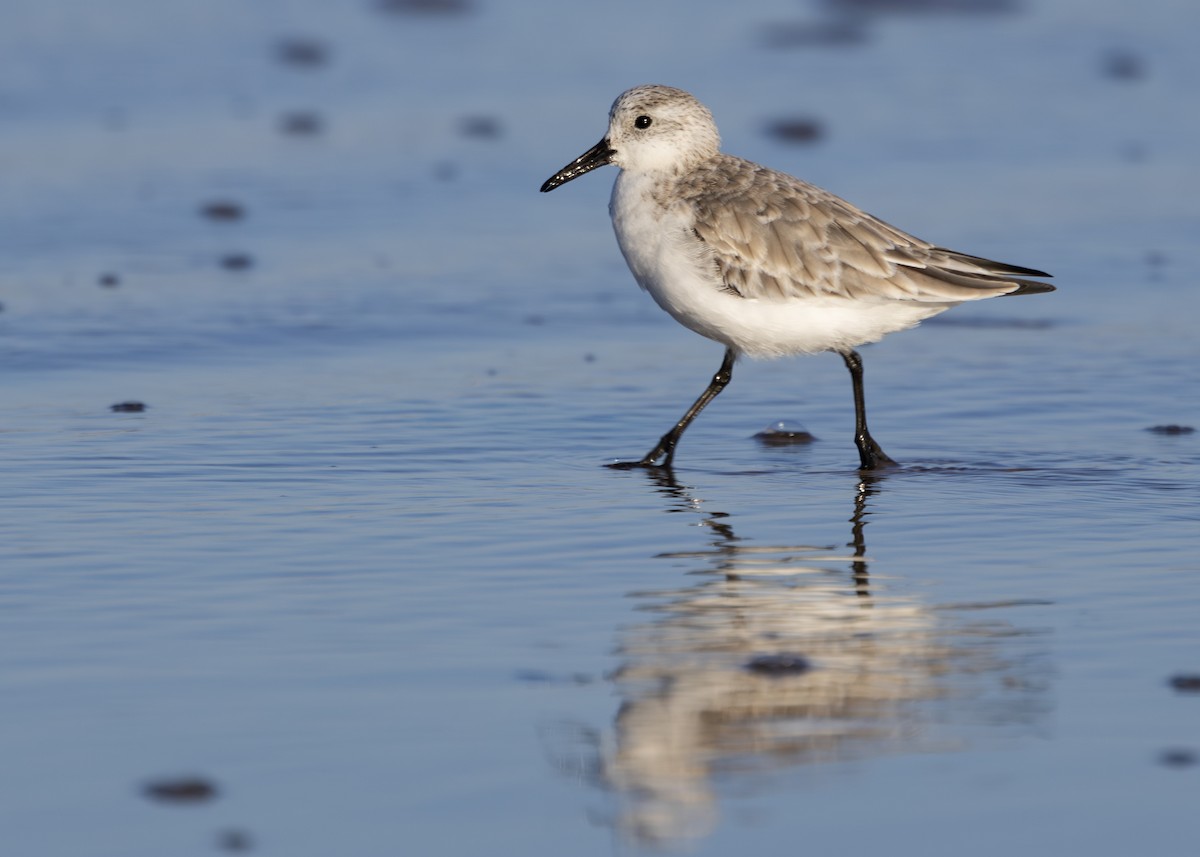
[608,170,951,359]
[610,171,735,342]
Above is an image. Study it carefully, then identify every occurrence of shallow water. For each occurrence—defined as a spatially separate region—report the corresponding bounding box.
[2,0,1199,854]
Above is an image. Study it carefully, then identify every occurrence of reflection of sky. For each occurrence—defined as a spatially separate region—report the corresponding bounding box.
[2,0,1196,268]
[3,0,1195,380]
[1,3,1197,856]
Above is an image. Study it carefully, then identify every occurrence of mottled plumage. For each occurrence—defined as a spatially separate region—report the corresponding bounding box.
[541,84,1053,470]
[677,154,1052,303]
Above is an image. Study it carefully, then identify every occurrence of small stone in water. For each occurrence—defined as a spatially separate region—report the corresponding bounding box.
[754,421,817,446]
[220,253,255,271]
[200,201,245,222]
[744,654,812,677]
[1158,748,1197,768]
[142,776,218,803]
[1146,425,1194,435]
[1168,674,1200,693]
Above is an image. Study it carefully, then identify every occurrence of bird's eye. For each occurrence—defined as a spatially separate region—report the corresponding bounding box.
[634,115,652,129]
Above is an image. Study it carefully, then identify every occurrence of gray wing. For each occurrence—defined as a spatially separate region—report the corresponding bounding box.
[682,155,1053,303]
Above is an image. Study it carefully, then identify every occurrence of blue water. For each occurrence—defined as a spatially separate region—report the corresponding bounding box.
[2,0,1198,854]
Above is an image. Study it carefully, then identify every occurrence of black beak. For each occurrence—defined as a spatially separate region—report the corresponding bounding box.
[540,138,615,192]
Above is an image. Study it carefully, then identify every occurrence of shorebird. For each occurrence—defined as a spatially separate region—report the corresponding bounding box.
[540,84,1053,470]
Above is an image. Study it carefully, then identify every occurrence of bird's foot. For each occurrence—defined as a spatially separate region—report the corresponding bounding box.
[854,432,899,471]
[606,443,674,470]
[606,455,671,471]
[857,443,899,472]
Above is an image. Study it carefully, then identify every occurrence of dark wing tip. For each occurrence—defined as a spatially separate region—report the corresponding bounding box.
[933,248,1053,280]
[1008,265,1053,279]
[1006,279,1056,296]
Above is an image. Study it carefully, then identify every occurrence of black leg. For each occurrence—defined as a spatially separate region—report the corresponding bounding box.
[842,350,897,471]
[610,348,736,470]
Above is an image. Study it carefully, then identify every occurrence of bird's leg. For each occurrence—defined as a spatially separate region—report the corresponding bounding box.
[842,350,898,471]
[610,348,736,470]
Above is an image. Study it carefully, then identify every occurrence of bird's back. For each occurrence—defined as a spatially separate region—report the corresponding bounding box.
[670,153,1053,305]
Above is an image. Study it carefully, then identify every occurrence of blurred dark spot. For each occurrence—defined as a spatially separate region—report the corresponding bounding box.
[515,669,554,683]
[760,19,869,48]
[110,401,147,413]
[755,422,817,446]
[1145,250,1167,269]
[200,201,245,222]
[515,669,593,685]
[279,110,324,136]
[275,37,330,68]
[220,253,255,271]
[458,115,503,140]
[432,161,458,181]
[216,829,253,852]
[1119,141,1148,163]
[376,0,474,14]
[825,0,1018,11]
[1169,674,1200,692]
[98,273,121,288]
[927,315,1055,329]
[142,776,216,803]
[523,314,546,326]
[1101,49,1145,81]
[765,116,825,144]
[1158,748,1197,768]
[1146,425,1194,436]
[583,353,596,363]
[744,654,812,676]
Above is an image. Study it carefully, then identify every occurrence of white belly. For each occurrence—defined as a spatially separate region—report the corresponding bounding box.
[609,171,949,359]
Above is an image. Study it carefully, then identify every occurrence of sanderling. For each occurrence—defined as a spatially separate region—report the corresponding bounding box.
[541,84,1053,471]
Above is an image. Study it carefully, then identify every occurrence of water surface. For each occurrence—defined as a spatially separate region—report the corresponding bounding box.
[2,1,1198,854]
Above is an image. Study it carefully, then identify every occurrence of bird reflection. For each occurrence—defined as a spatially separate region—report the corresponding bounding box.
[562,468,1050,849]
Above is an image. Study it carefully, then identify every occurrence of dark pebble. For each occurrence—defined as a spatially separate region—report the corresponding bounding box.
[275,37,329,68]
[200,201,245,222]
[98,273,120,288]
[142,776,217,803]
[458,115,503,140]
[216,829,253,852]
[220,253,255,271]
[765,117,824,145]
[1102,49,1145,81]
[744,654,812,676]
[1158,748,1197,768]
[110,401,147,413]
[279,111,324,136]
[1146,425,1195,436]
[1168,674,1200,693]
[754,422,817,446]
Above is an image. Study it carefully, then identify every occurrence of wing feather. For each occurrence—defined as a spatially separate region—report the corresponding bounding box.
[676,154,1053,303]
